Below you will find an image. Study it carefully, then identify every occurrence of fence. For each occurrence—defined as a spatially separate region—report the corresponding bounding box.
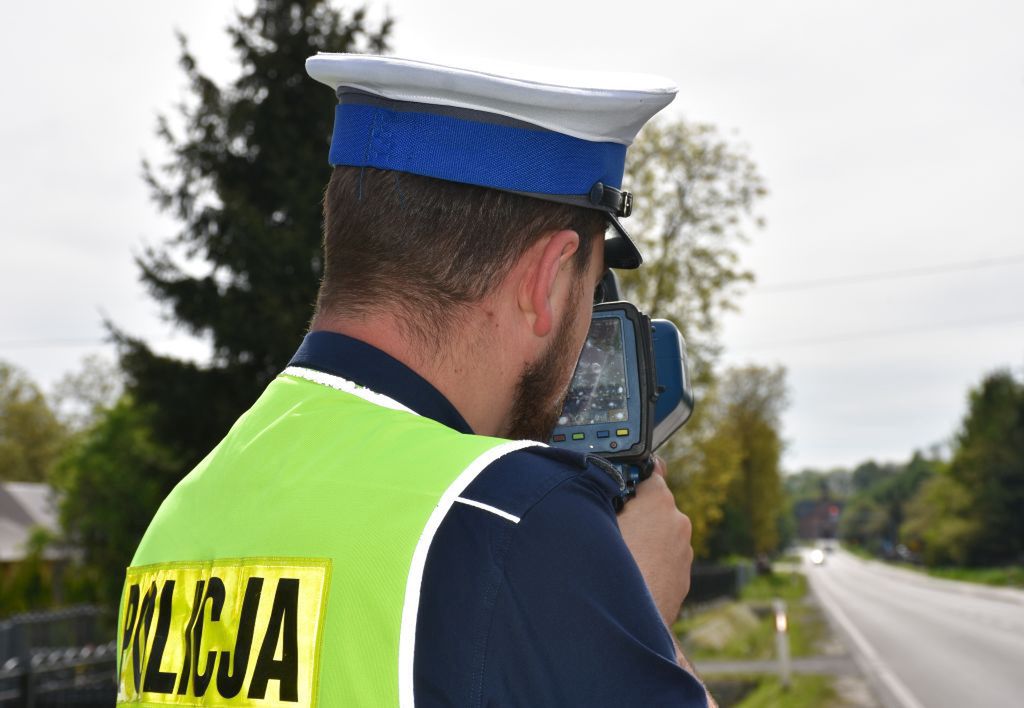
[0,565,752,705]
[686,561,755,606]
[0,606,115,707]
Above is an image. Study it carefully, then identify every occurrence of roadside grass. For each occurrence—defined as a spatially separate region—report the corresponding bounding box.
[842,543,1024,588]
[740,571,806,603]
[680,571,842,707]
[675,603,774,661]
[702,675,760,707]
[841,544,874,561]
[676,571,827,661]
[734,675,839,708]
[921,565,1024,588]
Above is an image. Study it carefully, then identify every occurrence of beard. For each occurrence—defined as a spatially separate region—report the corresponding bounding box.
[505,303,583,442]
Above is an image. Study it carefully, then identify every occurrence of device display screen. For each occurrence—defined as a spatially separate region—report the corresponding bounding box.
[558,318,629,426]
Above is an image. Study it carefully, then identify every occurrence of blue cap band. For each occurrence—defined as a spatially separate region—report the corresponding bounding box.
[328,101,627,195]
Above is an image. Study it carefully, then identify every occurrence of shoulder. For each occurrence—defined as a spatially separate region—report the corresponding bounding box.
[416,446,707,706]
[414,447,623,703]
[457,445,624,524]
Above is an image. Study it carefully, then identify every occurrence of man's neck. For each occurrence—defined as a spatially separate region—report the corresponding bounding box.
[311,311,518,437]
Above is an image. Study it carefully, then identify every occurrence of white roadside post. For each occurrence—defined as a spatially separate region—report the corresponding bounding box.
[773,598,792,689]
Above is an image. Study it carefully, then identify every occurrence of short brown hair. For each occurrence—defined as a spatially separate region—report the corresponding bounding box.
[314,166,606,343]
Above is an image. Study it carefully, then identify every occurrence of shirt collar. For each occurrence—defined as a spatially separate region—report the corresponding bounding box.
[287,331,474,434]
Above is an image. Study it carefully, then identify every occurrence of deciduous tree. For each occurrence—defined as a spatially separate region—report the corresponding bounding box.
[948,369,1024,564]
[617,118,769,557]
[0,362,67,482]
[53,400,180,606]
[619,118,767,384]
[899,370,1024,566]
[671,365,788,558]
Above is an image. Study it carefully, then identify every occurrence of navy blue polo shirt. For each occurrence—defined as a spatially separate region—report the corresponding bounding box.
[290,331,707,707]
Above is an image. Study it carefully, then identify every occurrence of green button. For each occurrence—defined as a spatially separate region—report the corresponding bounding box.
[616,428,630,437]
[571,432,585,440]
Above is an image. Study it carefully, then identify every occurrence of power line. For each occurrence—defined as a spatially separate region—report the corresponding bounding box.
[735,312,1024,352]
[756,253,1024,293]
[0,337,108,349]
[5,253,1024,351]
[0,336,185,350]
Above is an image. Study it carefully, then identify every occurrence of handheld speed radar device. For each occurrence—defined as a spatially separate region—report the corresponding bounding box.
[550,287,695,506]
[552,303,654,460]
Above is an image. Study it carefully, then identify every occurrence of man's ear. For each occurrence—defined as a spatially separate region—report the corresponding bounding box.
[516,229,580,338]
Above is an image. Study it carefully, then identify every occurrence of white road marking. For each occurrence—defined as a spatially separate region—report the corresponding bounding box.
[810,563,927,708]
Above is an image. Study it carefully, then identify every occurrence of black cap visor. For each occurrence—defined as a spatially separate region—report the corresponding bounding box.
[604,214,643,269]
[509,183,644,270]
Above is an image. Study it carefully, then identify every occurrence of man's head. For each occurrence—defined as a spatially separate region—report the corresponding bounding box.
[304,54,676,439]
[314,166,604,341]
[312,166,607,440]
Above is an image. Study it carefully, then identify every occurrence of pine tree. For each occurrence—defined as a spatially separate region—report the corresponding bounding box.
[116,1,391,473]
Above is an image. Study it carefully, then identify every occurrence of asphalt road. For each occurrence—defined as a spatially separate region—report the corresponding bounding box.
[805,548,1024,708]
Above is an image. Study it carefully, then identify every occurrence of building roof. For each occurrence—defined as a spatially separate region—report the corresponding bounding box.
[0,482,66,562]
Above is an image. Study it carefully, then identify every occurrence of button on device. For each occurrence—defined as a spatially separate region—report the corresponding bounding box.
[552,434,566,442]
[616,428,630,437]
[571,432,585,441]
[596,430,610,439]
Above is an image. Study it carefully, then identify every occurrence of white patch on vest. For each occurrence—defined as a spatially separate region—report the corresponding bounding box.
[454,496,521,524]
[398,439,543,708]
[282,366,416,414]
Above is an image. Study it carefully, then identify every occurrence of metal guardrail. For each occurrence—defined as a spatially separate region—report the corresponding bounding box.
[0,606,115,707]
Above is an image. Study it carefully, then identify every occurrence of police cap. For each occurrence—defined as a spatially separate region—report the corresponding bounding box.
[306,54,677,269]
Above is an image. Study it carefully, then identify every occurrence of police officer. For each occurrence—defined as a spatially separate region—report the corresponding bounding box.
[116,55,714,707]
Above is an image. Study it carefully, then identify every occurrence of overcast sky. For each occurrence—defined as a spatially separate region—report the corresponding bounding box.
[2,1,1022,470]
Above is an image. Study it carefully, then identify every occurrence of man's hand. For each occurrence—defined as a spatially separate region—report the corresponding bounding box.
[616,457,693,626]
[617,460,718,706]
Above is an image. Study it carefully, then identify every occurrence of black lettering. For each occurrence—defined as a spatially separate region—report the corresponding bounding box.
[132,583,157,696]
[216,577,264,699]
[143,579,179,694]
[192,576,224,698]
[248,578,300,702]
[176,579,205,695]
[119,583,140,683]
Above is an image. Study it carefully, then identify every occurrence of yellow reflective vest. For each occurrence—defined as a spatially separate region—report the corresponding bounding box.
[116,367,537,706]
